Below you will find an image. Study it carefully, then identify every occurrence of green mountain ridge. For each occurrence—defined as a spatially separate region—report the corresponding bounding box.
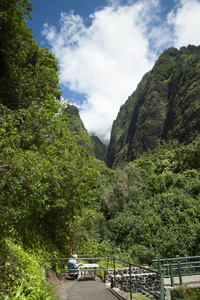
[107,45,200,168]
[67,105,108,163]
[90,135,108,163]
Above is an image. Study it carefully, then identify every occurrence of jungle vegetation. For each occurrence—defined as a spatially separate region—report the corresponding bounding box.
[0,1,200,299]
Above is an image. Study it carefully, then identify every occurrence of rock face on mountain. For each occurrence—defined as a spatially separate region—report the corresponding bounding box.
[67,105,86,134]
[90,135,108,163]
[107,45,200,168]
[68,105,107,163]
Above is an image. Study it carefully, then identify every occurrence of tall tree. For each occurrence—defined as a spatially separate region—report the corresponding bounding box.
[0,101,99,251]
[0,0,61,109]
[0,0,100,252]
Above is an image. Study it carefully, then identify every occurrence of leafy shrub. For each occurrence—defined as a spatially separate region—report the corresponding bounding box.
[0,239,58,299]
[171,285,200,300]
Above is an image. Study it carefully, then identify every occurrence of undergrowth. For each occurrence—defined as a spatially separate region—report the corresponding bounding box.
[171,285,200,300]
[0,239,59,300]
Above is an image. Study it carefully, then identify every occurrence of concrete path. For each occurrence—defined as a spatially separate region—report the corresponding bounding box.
[54,270,200,300]
[64,278,118,300]
[48,269,120,300]
[164,274,200,286]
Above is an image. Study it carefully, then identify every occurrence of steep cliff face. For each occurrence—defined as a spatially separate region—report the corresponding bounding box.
[90,135,107,163]
[108,45,200,168]
[67,105,86,134]
[67,105,107,163]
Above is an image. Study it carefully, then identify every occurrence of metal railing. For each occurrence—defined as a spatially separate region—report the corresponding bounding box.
[51,255,165,299]
[51,255,109,280]
[152,256,200,287]
[113,258,165,300]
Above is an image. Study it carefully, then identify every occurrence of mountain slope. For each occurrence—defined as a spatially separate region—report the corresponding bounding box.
[67,105,107,162]
[90,135,108,163]
[108,45,200,168]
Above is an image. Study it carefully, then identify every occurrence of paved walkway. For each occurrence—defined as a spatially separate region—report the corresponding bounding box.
[164,274,200,286]
[62,278,118,300]
[51,270,200,300]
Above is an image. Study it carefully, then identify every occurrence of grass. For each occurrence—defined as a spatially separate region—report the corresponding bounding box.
[132,294,150,300]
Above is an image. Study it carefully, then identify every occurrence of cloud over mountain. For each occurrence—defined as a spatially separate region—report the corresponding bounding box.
[42,0,200,143]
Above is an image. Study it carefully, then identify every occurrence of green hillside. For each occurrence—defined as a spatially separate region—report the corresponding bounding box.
[108,46,200,168]
[67,105,108,163]
[90,135,108,163]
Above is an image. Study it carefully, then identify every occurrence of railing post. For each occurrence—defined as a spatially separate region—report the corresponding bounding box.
[169,263,174,287]
[158,259,161,272]
[60,259,63,281]
[107,257,109,270]
[166,258,169,277]
[129,263,132,300]
[178,262,182,285]
[160,272,165,300]
[114,258,116,288]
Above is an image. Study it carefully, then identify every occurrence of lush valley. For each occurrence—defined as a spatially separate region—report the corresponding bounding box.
[0,1,200,299]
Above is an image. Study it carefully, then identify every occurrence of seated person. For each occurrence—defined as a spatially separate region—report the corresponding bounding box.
[68,254,82,279]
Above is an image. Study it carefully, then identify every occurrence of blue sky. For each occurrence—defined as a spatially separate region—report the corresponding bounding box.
[28,0,200,143]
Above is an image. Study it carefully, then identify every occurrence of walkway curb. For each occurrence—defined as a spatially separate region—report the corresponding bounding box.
[108,287,129,300]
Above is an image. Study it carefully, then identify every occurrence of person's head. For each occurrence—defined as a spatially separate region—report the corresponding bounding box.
[72,254,78,259]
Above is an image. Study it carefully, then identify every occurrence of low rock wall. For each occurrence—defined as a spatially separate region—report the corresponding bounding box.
[105,267,150,283]
[105,268,161,299]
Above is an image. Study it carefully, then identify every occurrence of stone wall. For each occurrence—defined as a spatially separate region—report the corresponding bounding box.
[105,267,162,299]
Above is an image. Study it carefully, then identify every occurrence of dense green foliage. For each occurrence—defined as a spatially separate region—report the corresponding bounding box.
[0,239,58,299]
[171,285,200,300]
[108,46,200,168]
[0,102,100,251]
[99,141,200,264]
[0,1,108,298]
[0,0,61,110]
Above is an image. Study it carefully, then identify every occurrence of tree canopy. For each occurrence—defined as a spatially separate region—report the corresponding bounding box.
[0,0,61,109]
[98,141,200,264]
[0,2,108,298]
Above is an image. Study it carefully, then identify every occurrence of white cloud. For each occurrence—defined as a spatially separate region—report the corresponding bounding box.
[42,0,200,144]
[43,0,159,143]
[168,0,200,48]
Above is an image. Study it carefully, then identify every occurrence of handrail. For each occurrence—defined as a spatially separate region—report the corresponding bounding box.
[51,256,109,280]
[115,257,160,273]
[164,261,200,267]
[51,256,165,299]
[152,256,200,287]
[153,255,200,262]
[51,257,109,260]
